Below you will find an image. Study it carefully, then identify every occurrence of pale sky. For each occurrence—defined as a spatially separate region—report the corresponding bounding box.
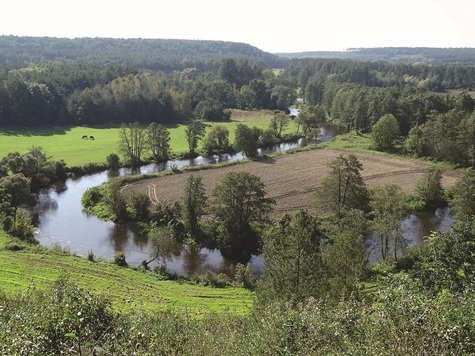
[1,0,474,53]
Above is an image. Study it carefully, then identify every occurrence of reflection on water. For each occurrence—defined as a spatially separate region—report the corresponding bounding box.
[366,207,453,262]
[31,122,452,276]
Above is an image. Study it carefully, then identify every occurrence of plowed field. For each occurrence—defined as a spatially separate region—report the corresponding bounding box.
[122,149,460,220]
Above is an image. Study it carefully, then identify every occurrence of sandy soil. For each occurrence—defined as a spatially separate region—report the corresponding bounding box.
[122,148,460,220]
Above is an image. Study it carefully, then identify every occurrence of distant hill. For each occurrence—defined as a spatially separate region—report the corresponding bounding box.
[0,35,288,70]
[276,47,475,65]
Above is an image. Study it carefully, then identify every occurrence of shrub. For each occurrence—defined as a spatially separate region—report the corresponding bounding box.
[87,250,95,262]
[234,263,256,289]
[195,272,231,288]
[113,251,127,267]
[127,192,151,221]
[0,277,118,355]
[81,187,102,209]
[106,153,121,169]
[3,209,36,243]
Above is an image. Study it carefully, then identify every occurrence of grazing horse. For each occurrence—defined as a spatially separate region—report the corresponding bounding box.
[82,135,88,139]
[89,135,95,140]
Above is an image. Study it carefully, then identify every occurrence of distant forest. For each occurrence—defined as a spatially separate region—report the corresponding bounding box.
[277,47,475,64]
[0,36,288,70]
[1,36,475,168]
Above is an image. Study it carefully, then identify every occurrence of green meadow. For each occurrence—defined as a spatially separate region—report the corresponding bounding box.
[0,232,253,315]
[0,110,294,167]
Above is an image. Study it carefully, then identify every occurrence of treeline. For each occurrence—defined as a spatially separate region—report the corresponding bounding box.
[0,58,295,126]
[279,47,475,64]
[283,57,475,168]
[0,36,288,70]
[282,57,475,90]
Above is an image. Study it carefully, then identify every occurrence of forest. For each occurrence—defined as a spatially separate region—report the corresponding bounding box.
[1,37,475,354]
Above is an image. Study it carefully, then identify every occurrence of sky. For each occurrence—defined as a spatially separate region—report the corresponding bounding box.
[2,0,474,53]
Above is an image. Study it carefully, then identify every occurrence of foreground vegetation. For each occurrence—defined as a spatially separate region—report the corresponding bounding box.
[1,261,474,354]
[0,231,252,315]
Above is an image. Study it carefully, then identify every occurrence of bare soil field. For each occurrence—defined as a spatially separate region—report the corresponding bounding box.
[122,148,460,220]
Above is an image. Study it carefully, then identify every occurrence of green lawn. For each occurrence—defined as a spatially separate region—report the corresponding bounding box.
[0,235,253,315]
[0,110,298,167]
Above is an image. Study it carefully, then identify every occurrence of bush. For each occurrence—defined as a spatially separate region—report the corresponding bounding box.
[113,251,127,267]
[3,209,36,243]
[127,192,151,221]
[234,263,256,289]
[106,153,121,169]
[81,187,102,209]
[0,277,118,355]
[87,250,95,262]
[194,272,231,288]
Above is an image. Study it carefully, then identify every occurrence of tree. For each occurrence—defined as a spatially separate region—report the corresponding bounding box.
[212,171,275,258]
[106,153,120,169]
[270,85,295,110]
[414,167,445,209]
[258,210,327,304]
[181,175,207,240]
[450,168,475,222]
[185,119,206,155]
[4,208,36,243]
[269,113,290,139]
[322,208,370,299]
[295,105,324,135]
[457,113,475,167]
[371,114,401,152]
[305,77,325,106]
[147,122,170,162]
[233,124,261,158]
[316,154,370,216]
[103,179,128,222]
[144,225,176,269]
[118,122,146,165]
[370,184,409,260]
[201,125,230,155]
[0,173,36,208]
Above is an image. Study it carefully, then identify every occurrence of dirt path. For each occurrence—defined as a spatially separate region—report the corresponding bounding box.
[122,149,460,220]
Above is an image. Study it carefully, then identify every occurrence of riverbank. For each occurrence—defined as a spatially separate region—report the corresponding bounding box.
[0,230,253,314]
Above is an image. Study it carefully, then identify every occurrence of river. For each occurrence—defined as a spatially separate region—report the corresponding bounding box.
[32,123,453,276]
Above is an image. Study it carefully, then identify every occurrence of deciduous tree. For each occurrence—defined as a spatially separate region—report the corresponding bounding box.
[259,210,327,304]
[201,125,230,155]
[450,168,475,222]
[371,114,401,152]
[144,225,176,269]
[147,122,170,162]
[233,124,261,158]
[212,171,274,258]
[269,113,290,139]
[118,122,146,165]
[181,175,207,240]
[185,119,206,155]
[316,154,370,216]
[370,184,409,260]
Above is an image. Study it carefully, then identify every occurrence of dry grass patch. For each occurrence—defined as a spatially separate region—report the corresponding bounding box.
[122,149,460,220]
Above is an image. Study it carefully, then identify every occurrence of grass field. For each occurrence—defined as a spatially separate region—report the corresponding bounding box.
[0,109,294,167]
[0,231,253,315]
